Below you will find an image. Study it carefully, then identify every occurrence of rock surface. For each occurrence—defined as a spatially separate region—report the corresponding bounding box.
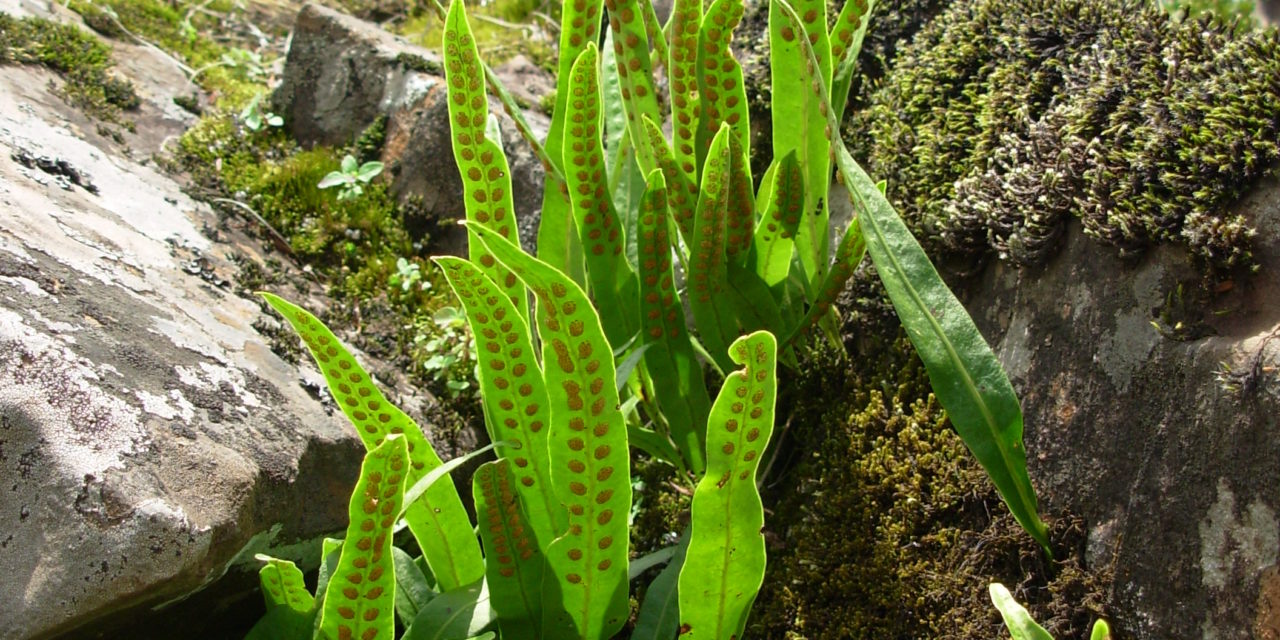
[965,171,1280,639]
[273,2,549,255]
[0,1,447,637]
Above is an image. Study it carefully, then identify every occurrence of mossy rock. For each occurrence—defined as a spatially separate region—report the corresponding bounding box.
[850,0,1280,273]
[0,14,140,121]
[748,276,1109,639]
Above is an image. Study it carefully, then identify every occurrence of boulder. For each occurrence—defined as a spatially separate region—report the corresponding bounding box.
[963,171,1280,639]
[273,2,550,255]
[0,5,447,637]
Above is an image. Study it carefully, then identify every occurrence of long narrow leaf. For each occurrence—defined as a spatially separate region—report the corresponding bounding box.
[724,134,755,265]
[638,170,711,473]
[563,44,641,347]
[828,0,876,123]
[393,547,437,623]
[643,116,699,244]
[666,0,701,183]
[768,0,832,288]
[687,124,739,372]
[434,257,567,546]
[261,293,486,591]
[538,0,603,280]
[444,0,528,321]
[257,556,313,614]
[319,436,409,640]
[989,583,1053,640]
[469,223,632,640]
[632,535,688,640]
[695,0,750,176]
[769,0,1050,552]
[404,579,496,640]
[246,557,314,640]
[750,152,804,288]
[474,460,544,640]
[784,216,864,345]
[678,332,777,640]
[604,0,662,173]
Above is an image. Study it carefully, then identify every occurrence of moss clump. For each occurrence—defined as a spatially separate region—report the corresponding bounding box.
[748,277,1109,638]
[394,0,556,69]
[396,51,443,74]
[354,114,388,163]
[629,456,692,556]
[853,0,1279,273]
[67,0,267,105]
[0,14,140,120]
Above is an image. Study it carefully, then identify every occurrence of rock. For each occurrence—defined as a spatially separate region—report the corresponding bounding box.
[962,171,1280,640]
[492,54,555,114]
[1261,0,1280,24]
[273,2,547,255]
[0,6,449,637]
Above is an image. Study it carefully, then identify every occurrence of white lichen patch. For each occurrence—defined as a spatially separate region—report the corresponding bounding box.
[1095,307,1156,394]
[134,389,196,423]
[26,307,78,336]
[0,306,150,477]
[1200,479,1279,592]
[173,362,264,409]
[0,275,52,300]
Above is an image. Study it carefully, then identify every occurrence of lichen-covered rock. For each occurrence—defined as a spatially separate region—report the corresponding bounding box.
[0,20,445,637]
[852,0,1280,271]
[273,2,546,255]
[955,172,1280,640]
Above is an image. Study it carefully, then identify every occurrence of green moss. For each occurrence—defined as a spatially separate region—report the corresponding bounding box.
[394,0,555,68]
[67,0,264,105]
[852,0,1280,273]
[354,114,389,162]
[629,456,691,556]
[747,277,1109,638]
[0,14,140,121]
[396,51,442,74]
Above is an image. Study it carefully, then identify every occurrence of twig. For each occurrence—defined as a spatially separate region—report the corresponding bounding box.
[208,197,295,257]
[471,13,531,31]
[97,6,197,76]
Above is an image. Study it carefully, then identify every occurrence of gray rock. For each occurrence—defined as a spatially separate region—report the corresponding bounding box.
[0,10,446,637]
[274,2,547,256]
[963,171,1280,640]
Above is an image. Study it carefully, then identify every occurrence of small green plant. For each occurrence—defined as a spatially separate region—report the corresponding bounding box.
[252,0,1056,636]
[989,583,1112,640]
[220,47,272,82]
[239,92,283,131]
[391,257,429,292]
[318,154,385,201]
[415,305,476,397]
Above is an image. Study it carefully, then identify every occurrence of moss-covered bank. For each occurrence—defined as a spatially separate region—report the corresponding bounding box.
[0,14,140,122]
[851,0,1280,273]
[748,277,1109,638]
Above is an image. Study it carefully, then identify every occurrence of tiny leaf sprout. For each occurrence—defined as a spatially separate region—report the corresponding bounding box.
[391,257,430,292]
[239,93,282,132]
[318,154,384,201]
